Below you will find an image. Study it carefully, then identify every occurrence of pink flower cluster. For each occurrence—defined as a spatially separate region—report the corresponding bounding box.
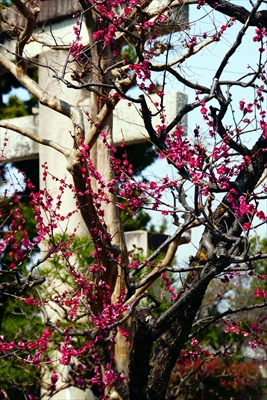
[253,27,267,52]
[70,20,83,60]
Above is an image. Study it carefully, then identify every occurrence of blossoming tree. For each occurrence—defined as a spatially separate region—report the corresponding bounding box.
[1,0,267,399]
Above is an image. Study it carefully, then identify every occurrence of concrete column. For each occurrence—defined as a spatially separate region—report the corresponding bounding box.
[38,49,89,236]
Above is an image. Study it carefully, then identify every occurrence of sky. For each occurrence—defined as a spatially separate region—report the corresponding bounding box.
[140,1,267,264]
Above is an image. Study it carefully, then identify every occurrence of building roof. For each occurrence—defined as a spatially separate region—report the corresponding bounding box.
[0,0,81,35]
[30,0,82,25]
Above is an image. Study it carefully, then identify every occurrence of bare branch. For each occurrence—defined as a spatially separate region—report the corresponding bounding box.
[0,51,85,141]
[0,122,69,157]
[191,302,267,338]
[12,0,40,71]
[206,0,267,28]
[214,0,263,80]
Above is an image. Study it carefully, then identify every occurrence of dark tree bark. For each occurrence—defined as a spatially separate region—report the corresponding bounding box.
[206,0,267,28]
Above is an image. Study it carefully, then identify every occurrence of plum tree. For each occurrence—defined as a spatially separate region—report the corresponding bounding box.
[0,1,267,399]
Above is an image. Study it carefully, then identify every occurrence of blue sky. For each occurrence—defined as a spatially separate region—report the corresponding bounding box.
[142,2,267,263]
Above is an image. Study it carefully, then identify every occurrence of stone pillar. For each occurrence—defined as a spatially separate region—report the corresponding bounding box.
[38,49,89,236]
[38,49,93,400]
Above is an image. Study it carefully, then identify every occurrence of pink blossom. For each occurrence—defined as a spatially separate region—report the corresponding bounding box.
[157,90,164,97]
[239,100,245,111]
[150,181,157,189]
[254,289,267,298]
[200,106,208,115]
[242,222,250,230]
[76,377,84,386]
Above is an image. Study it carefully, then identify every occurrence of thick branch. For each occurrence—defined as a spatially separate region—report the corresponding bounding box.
[162,94,214,137]
[12,0,40,71]
[71,167,118,313]
[0,273,45,294]
[0,52,84,141]
[0,122,69,157]
[209,106,249,156]
[129,306,154,400]
[206,0,267,28]
[139,95,167,151]
[146,276,207,400]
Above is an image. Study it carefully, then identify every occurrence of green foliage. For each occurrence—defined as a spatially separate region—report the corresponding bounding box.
[0,75,21,104]
[149,273,176,317]
[0,193,41,399]
[130,246,176,317]
[0,69,38,117]
[121,45,136,63]
[0,296,44,400]
[0,69,37,98]
[43,234,95,283]
[40,234,95,327]
[149,219,168,234]
[227,237,267,310]
[249,236,267,274]
[0,95,38,119]
[121,208,151,231]
[0,233,96,398]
